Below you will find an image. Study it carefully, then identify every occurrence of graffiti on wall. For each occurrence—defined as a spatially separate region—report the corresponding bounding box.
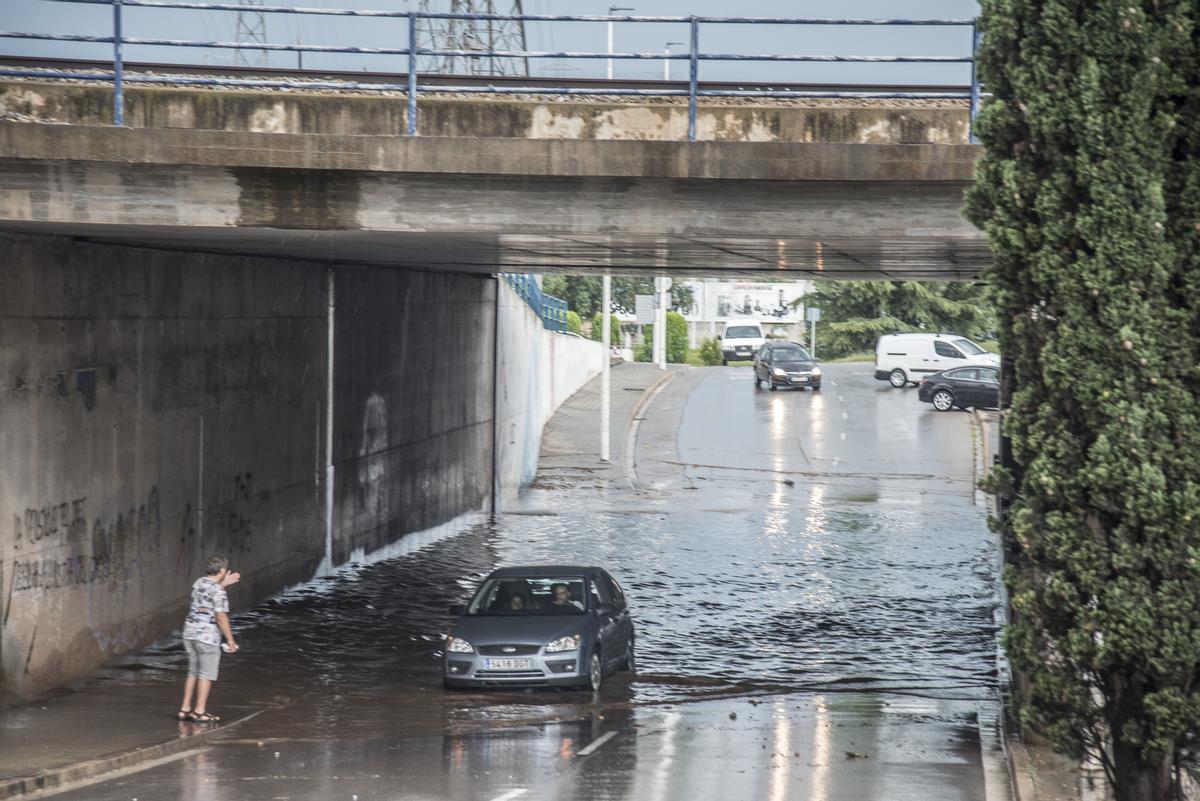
[7,488,161,594]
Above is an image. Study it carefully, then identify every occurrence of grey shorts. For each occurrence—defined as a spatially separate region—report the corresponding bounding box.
[184,638,221,681]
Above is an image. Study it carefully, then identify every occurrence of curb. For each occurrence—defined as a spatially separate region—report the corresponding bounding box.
[0,710,261,799]
[623,368,683,488]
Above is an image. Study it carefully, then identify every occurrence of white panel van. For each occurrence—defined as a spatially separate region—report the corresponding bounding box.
[719,322,766,365]
[874,333,998,388]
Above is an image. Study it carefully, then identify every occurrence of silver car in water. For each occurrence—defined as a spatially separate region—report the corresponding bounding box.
[443,565,635,691]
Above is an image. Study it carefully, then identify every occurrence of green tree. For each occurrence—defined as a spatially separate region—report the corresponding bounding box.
[966,3,1200,799]
[803,281,994,358]
[698,337,722,366]
[541,275,601,317]
[589,312,621,344]
[565,310,582,336]
[636,312,689,363]
[541,275,696,318]
[611,278,694,316]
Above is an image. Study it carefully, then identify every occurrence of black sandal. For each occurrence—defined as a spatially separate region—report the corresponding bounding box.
[175,709,192,721]
[189,712,220,723]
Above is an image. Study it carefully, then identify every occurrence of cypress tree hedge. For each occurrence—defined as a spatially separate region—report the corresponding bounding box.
[966,2,1200,798]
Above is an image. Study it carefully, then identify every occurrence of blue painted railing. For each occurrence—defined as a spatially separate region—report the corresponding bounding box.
[502,274,568,333]
[0,1,982,142]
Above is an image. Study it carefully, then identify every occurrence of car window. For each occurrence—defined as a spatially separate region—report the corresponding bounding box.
[934,340,964,358]
[467,577,587,615]
[946,368,979,381]
[953,338,987,356]
[756,345,769,360]
[770,345,810,361]
[724,326,761,339]
[600,573,626,610]
[979,368,999,384]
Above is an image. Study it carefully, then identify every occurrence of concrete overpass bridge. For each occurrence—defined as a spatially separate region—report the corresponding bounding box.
[0,75,986,700]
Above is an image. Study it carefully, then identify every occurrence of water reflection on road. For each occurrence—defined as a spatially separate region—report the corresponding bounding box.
[72,363,1002,801]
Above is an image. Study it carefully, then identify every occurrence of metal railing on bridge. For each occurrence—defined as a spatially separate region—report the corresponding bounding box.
[0,1,983,142]
[502,274,568,334]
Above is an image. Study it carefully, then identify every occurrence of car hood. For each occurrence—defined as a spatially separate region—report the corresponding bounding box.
[976,353,1000,365]
[449,614,589,646]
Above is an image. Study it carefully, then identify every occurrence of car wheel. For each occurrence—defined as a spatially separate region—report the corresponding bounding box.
[754,374,761,389]
[768,381,777,391]
[932,389,955,411]
[721,358,728,366]
[587,652,603,691]
[811,384,821,392]
[888,368,907,388]
[621,641,636,674]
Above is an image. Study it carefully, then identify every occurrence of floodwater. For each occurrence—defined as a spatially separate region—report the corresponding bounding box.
[65,363,1005,800]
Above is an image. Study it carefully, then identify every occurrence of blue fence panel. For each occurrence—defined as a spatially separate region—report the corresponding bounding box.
[0,1,983,141]
[502,274,570,333]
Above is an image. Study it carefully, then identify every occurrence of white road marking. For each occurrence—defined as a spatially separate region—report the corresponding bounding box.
[488,789,528,801]
[576,731,618,757]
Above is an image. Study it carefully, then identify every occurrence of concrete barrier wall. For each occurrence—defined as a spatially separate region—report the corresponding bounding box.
[0,82,971,145]
[0,234,601,701]
[0,234,329,700]
[331,267,495,565]
[495,282,604,493]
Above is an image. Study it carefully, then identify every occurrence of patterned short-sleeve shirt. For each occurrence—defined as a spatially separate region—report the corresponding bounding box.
[182,577,229,646]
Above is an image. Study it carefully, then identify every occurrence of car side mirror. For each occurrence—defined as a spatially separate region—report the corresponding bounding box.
[595,602,615,617]
[448,604,466,616]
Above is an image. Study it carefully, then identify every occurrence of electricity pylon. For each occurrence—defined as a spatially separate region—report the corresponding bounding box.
[415,1,529,76]
[234,0,269,68]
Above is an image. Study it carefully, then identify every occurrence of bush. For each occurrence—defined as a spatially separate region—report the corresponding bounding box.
[565,310,582,336]
[698,337,722,365]
[589,312,622,344]
[638,312,689,363]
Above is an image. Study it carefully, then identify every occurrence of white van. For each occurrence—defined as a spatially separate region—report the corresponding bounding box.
[874,333,998,388]
[719,322,766,364]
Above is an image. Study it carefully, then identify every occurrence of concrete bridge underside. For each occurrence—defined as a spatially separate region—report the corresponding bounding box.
[0,123,985,280]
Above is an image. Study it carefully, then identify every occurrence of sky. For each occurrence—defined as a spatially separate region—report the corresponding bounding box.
[0,1,981,86]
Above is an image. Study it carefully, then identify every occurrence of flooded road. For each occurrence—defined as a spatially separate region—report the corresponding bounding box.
[58,363,1006,800]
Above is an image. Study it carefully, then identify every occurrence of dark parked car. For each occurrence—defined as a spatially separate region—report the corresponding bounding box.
[917,366,1000,411]
[443,565,635,691]
[753,341,822,391]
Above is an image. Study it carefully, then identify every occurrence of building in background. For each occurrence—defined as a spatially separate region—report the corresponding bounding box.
[678,279,811,346]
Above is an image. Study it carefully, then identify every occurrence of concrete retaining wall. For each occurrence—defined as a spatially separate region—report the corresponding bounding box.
[0,234,328,700]
[0,233,602,702]
[331,267,494,565]
[496,282,604,494]
[0,81,971,145]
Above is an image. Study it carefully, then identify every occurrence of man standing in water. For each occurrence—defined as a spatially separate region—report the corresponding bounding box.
[178,555,240,722]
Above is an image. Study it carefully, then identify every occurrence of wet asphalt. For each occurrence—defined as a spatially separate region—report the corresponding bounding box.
[52,363,1007,801]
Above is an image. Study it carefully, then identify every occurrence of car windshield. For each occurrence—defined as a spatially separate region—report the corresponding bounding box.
[772,345,811,362]
[953,338,986,356]
[725,326,761,339]
[467,577,587,615]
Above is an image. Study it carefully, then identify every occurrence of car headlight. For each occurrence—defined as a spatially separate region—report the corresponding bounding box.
[771,367,786,377]
[545,634,581,653]
[811,366,822,376]
[446,636,474,653]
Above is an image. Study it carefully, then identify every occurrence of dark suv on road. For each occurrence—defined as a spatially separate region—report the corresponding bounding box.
[443,565,635,691]
[753,341,822,391]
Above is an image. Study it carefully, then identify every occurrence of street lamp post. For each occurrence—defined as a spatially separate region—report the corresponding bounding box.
[607,5,634,80]
[663,41,682,81]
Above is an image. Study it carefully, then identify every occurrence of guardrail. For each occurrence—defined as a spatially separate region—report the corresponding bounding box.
[503,274,568,333]
[0,0,982,142]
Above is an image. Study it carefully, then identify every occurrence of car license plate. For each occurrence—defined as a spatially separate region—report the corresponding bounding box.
[486,658,533,670]
[794,376,809,383]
